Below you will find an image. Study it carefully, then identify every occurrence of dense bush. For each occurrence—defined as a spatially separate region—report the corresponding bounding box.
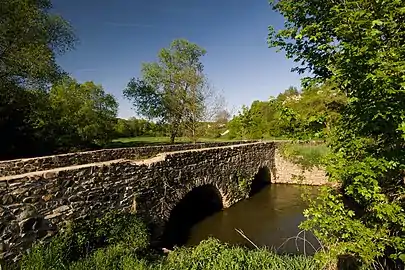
[114,118,168,139]
[162,239,318,270]
[19,211,149,270]
[228,84,346,140]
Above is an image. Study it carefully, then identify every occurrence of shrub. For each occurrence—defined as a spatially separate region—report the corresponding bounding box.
[69,244,131,270]
[64,210,149,260]
[20,211,149,269]
[161,238,318,270]
[20,235,71,270]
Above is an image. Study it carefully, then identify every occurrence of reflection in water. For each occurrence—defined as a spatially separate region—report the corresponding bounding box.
[186,184,320,254]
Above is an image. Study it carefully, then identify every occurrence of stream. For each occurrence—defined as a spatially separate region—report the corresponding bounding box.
[186,184,320,254]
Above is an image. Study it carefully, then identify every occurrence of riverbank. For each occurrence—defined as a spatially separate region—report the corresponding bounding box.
[9,211,318,270]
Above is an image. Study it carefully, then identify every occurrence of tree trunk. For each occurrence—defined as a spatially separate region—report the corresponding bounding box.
[192,125,197,144]
[170,133,176,144]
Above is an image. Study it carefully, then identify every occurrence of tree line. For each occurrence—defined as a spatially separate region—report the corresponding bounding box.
[228,83,347,140]
[114,118,167,138]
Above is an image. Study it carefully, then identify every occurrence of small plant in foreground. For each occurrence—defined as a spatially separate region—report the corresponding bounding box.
[20,211,149,269]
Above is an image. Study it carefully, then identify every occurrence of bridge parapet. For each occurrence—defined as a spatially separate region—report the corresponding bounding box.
[0,141,252,177]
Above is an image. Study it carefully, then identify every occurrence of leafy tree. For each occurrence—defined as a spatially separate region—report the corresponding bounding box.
[269,0,405,268]
[227,114,242,139]
[280,83,346,138]
[49,78,118,149]
[114,119,133,138]
[113,117,168,138]
[124,39,208,143]
[227,84,345,140]
[0,0,76,85]
[0,0,76,159]
[276,86,300,103]
[215,109,231,125]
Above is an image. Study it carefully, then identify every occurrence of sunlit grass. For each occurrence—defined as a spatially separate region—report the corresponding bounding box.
[280,143,329,169]
[112,136,233,143]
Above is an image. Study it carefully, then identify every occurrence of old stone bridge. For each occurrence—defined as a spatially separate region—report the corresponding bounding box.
[0,141,327,261]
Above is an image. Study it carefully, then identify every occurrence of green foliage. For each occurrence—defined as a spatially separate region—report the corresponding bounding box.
[1,0,121,160]
[162,238,318,270]
[17,210,318,270]
[0,0,76,159]
[228,83,346,140]
[19,233,71,270]
[279,143,329,169]
[0,85,57,159]
[234,170,253,195]
[300,188,388,269]
[68,244,148,270]
[124,39,210,143]
[0,0,76,86]
[21,235,318,270]
[49,78,118,148]
[20,211,149,269]
[269,0,405,267]
[114,118,167,138]
[65,211,149,258]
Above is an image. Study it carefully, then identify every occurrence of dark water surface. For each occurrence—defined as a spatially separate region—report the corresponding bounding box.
[186,184,320,254]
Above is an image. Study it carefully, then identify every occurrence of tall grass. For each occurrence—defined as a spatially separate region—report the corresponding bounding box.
[17,211,149,270]
[14,212,319,270]
[161,239,318,270]
[280,143,329,169]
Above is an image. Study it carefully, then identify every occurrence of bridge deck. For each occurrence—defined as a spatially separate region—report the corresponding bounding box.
[0,142,270,182]
[0,141,266,178]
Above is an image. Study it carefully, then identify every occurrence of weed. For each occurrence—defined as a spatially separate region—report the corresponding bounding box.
[280,143,329,169]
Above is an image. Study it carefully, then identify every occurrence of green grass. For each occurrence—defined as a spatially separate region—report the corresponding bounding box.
[280,143,330,169]
[159,239,318,270]
[15,211,319,270]
[65,238,319,270]
[17,211,149,270]
[107,136,236,148]
[107,136,297,149]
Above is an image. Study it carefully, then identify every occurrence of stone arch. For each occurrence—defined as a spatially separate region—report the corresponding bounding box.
[249,166,271,197]
[161,184,223,248]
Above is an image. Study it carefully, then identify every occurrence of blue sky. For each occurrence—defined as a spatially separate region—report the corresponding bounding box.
[53,0,302,119]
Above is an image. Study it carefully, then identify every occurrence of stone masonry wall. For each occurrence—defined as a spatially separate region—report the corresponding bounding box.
[0,141,250,177]
[0,142,275,262]
[272,149,329,185]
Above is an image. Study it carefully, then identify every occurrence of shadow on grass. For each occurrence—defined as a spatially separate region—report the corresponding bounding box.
[107,141,186,149]
[106,137,190,149]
